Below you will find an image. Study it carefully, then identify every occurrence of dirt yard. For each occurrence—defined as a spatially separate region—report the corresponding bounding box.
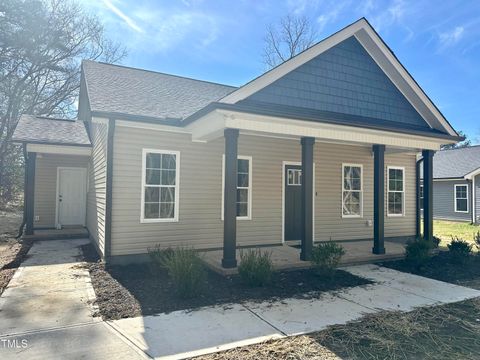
[0,207,31,295]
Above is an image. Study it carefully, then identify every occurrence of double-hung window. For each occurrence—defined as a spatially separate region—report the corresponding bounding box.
[141,149,179,222]
[454,184,469,213]
[342,164,363,217]
[388,167,405,216]
[222,156,252,220]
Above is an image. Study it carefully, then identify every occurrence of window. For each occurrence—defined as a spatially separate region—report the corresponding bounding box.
[222,156,252,220]
[287,169,302,186]
[141,149,179,222]
[420,184,424,210]
[454,184,469,213]
[342,164,363,217]
[388,167,405,216]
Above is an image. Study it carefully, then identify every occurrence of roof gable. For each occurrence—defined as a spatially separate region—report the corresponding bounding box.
[220,18,457,137]
[243,36,428,128]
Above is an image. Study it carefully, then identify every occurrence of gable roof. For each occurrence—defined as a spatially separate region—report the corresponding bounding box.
[219,18,458,138]
[434,146,480,179]
[12,115,91,146]
[81,60,236,120]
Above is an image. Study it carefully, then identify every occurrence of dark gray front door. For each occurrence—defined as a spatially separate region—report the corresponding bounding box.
[284,165,302,241]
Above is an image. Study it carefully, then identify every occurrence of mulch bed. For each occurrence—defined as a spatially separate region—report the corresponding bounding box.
[81,243,371,320]
[382,252,480,290]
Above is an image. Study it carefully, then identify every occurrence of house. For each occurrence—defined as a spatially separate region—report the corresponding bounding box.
[430,146,480,224]
[12,18,461,267]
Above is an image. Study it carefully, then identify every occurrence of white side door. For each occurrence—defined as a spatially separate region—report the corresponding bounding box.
[57,167,87,227]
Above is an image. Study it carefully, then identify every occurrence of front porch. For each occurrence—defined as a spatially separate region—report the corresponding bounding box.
[203,240,406,275]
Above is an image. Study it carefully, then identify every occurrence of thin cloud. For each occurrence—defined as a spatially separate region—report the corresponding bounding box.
[438,26,465,48]
[102,0,144,33]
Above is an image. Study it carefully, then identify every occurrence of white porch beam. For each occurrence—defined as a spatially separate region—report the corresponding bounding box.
[26,144,92,156]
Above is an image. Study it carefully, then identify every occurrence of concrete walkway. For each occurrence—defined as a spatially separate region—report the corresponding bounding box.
[0,239,145,360]
[110,264,480,359]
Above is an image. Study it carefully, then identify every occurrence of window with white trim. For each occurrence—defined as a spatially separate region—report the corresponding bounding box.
[222,156,252,219]
[454,184,469,213]
[141,149,179,222]
[342,164,363,217]
[388,167,405,216]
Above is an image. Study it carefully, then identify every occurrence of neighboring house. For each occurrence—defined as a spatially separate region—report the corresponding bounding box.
[12,18,461,266]
[431,146,480,224]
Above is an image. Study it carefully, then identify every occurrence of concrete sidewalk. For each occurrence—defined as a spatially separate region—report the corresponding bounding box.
[110,264,480,359]
[0,239,145,360]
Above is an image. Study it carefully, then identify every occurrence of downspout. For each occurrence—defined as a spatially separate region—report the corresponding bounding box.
[472,176,476,224]
[15,144,28,239]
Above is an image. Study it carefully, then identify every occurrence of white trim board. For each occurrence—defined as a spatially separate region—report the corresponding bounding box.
[219,18,456,137]
[281,161,315,243]
[26,144,91,156]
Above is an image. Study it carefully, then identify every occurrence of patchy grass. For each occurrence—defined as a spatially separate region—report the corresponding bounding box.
[433,220,480,249]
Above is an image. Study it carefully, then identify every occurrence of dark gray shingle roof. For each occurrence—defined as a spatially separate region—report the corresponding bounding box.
[82,60,237,120]
[12,115,91,146]
[434,146,480,179]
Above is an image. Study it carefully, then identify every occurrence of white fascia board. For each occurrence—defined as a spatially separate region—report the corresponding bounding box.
[189,109,443,150]
[219,18,457,138]
[464,167,480,180]
[26,143,92,156]
[116,119,190,134]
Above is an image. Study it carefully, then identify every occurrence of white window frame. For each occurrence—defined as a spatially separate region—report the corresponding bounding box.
[221,155,252,220]
[140,148,180,223]
[341,163,363,218]
[387,166,405,217]
[287,168,302,186]
[454,184,469,213]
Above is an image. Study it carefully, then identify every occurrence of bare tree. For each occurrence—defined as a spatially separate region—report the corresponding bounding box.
[441,130,472,150]
[263,15,318,69]
[0,0,126,205]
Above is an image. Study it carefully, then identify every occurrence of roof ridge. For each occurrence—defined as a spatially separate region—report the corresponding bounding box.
[82,60,237,89]
[31,115,77,122]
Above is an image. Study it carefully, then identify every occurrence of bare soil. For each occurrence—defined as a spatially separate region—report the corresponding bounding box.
[81,243,371,320]
[0,208,32,295]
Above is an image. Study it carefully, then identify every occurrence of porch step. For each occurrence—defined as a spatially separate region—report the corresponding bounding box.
[23,228,89,241]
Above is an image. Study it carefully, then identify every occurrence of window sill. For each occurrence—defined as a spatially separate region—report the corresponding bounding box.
[342,214,363,219]
[140,218,179,223]
[387,213,404,217]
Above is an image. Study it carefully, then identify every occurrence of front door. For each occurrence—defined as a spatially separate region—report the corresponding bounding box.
[57,167,87,227]
[284,165,302,241]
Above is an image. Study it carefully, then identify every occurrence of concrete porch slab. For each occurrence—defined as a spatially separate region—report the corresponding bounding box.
[202,241,405,275]
[109,303,284,359]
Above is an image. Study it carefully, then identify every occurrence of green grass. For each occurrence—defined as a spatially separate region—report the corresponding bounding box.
[433,220,480,248]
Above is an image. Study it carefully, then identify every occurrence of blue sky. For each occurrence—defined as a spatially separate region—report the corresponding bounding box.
[84,0,480,142]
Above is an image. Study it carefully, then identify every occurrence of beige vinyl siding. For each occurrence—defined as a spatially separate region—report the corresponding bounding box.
[384,152,416,238]
[111,125,417,256]
[34,154,89,228]
[86,119,108,255]
[314,143,374,241]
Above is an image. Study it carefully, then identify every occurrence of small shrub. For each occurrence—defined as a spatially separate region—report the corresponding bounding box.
[238,249,273,287]
[405,239,433,270]
[432,236,441,248]
[447,237,472,264]
[474,231,480,252]
[311,242,345,277]
[149,247,206,298]
[148,246,174,272]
